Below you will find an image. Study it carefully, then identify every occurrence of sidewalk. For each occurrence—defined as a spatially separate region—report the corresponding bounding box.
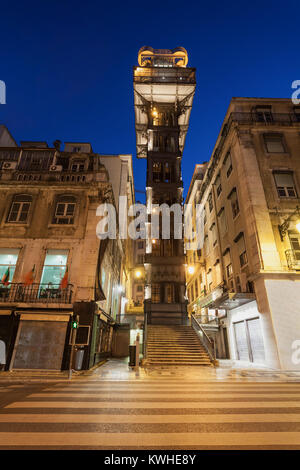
[1,358,300,383]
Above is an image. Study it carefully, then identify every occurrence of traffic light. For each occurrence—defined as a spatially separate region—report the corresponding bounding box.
[71,315,79,329]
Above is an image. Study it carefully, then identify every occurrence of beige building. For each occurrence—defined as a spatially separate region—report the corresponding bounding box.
[185,98,300,370]
[0,127,134,370]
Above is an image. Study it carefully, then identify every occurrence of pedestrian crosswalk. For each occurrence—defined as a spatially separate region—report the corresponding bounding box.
[1,379,300,449]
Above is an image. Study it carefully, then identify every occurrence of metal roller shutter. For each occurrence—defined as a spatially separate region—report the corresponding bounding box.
[247,317,265,364]
[234,321,249,361]
[13,320,68,370]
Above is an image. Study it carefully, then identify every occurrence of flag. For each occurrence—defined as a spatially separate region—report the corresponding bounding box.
[1,267,10,286]
[60,266,68,289]
[24,265,35,286]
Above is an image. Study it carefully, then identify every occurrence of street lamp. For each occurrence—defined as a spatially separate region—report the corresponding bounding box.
[278,206,300,241]
[187,266,195,275]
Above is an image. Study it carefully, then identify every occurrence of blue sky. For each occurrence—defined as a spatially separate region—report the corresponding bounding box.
[0,0,299,200]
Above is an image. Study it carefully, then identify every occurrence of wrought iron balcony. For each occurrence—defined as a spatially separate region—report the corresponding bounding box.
[133,66,196,84]
[285,250,300,270]
[0,283,73,303]
[228,112,300,127]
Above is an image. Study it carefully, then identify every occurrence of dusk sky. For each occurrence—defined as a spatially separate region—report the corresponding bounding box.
[0,0,299,200]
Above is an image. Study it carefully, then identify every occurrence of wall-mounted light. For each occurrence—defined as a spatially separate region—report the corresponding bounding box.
[187,265,195,275]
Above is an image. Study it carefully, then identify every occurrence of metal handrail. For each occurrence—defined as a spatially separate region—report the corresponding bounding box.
[143,312,148,359]
[191,314,215,362]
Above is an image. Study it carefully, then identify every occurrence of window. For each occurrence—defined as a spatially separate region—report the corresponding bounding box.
[137,241,144,249]
[223,249,233,279]
[151,283,160,303]
[166,283,175,303]
[228,188,240,219]
[164,162,172,182]
[151,239,161,256]
[215,173,222,197]
[137,254,144,264]
[204,234,210,256]
[52,195,76,224]
[288,232,300,260]
[224,152,233,178]
[136,284,143,292]
[264,133,286,153]
[294,108,300,122]
[40,249,68,287]
[235,232,248,267]
[0,248,19,285]
[215,260,222,285]
[71,159,85,172]
[207,270,212,292]
[208,192,213,212]
[210,222,218,247]
[203,207,207,225]
[255,107,273,123]
[274,172,297,198]
[218,207,227,237]
[152,162,162,182]
[194,280,198,298]
[7,194,32,223]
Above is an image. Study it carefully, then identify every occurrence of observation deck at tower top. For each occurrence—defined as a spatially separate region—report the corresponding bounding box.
[133,46,196,157]
[133,46,196,85]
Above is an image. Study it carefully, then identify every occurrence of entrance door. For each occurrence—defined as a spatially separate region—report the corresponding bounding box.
[233,321,249,361]
[13,320,68,369]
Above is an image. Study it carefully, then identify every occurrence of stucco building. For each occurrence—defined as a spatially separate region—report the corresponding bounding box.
[0,127,134,370]
[185,98,300,370]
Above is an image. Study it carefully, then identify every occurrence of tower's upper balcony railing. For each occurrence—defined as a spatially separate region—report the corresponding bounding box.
[133,66,196,85]
[138,46,189,68]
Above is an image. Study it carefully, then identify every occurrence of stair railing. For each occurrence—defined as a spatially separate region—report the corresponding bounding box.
[143,312,148,360]
[191,314,215,363]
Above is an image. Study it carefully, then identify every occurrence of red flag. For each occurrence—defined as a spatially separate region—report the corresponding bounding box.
[60,267,68,289]
[1,267,9,286]
[24,265,35,286]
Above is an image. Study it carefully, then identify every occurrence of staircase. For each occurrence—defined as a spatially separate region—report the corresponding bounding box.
[145,325,212,366]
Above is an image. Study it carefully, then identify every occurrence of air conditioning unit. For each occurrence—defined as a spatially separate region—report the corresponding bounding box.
[2,161,17,170]
[49,165,63,172]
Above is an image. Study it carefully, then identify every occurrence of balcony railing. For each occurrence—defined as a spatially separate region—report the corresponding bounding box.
[229,112,300,127]
[133,67,196,84]
[285,250,300,270]
[0,283,73,303]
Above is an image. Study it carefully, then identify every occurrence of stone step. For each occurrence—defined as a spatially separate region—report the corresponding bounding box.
[147,361,211,365]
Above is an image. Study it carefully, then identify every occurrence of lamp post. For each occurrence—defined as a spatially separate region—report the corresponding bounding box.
[278,206,300,241]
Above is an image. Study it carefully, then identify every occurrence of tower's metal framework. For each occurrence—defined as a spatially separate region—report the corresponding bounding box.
[133,46,196,325]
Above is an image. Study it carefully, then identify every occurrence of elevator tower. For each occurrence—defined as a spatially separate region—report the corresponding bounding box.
[133,46,196,325]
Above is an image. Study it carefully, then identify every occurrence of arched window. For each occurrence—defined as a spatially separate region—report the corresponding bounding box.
[52,195,76,225]
[7,194,32,223]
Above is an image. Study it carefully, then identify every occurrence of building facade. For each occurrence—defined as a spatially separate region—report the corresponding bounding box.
[0,128,134,370]
[185,98,300,370]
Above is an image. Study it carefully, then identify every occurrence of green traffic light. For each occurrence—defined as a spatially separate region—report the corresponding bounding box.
[72,321,78,329]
